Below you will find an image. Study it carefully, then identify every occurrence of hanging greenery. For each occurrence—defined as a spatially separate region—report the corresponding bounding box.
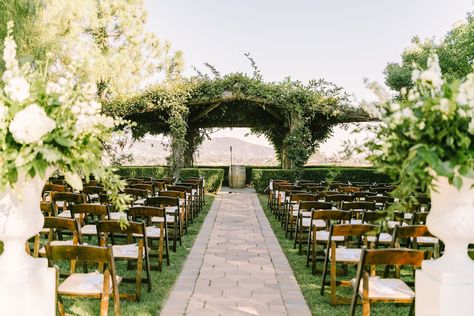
[106,70,370,174]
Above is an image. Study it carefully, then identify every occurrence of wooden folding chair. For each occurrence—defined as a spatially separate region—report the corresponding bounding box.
[127,206,170,270]
[35,217,83,260]
[285,193,318,239]
[307,209,352,274]
[124,188,149,206]
[146,196,180,251]
[326,194,355,209]
[365,195,394,210]
[97,220,151,301]
[72,204,111,238]
[320,224,380,305]
[294,200,331,254]
[350,248,425,316]
[51,192,85,219]
[341,201,376,222]
[46,244,121,316]
[167,185,194,226]
[82,186,105,204]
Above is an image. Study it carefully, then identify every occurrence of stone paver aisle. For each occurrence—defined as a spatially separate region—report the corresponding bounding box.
[160,188,311,316]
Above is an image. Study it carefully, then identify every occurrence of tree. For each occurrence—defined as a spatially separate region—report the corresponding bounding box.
[0,0,41,71]
[385,12,474,93]
[34,0,183,100]
[0,0,183,100]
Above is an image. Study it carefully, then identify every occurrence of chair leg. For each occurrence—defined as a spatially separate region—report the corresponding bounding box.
[306,226,312,268]
[144,250,152,292]
[165,232,170,266]
[158,228,164,272]
[101,269,111,315]
[330,248,337,305]
[320,242,330,295]
[136,254,143,302]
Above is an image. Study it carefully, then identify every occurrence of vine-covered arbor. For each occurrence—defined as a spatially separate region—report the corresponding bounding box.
[106,73,373,174]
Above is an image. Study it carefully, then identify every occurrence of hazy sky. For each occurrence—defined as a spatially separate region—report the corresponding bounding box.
[144,0,473,154]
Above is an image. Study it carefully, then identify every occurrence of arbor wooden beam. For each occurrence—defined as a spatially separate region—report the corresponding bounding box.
[190,102,221,123]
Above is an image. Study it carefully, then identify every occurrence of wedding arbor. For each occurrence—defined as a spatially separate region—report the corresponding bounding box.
[106,73,374,174]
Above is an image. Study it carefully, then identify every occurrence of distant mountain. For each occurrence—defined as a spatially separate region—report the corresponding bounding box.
[196,137,276,165]
[119,136,368,166]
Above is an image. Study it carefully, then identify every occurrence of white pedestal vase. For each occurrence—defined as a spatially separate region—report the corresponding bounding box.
[416,176,474,316]
[0,170,56,316]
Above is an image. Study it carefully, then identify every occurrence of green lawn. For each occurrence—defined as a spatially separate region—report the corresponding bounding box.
[257,194,411,316]
[56,194,215,316]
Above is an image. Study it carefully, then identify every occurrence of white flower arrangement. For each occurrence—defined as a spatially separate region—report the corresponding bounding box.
[360,52,474,202]
[0,22,130,220]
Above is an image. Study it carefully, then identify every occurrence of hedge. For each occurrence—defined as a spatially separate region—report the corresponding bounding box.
[114,166,169,179]
[251,167,392,193]
[195,165,277,186]
[179,168,224,193]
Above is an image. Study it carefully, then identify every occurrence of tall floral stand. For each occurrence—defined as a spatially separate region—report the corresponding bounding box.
[0,173,56,315]
[416,176,474,315]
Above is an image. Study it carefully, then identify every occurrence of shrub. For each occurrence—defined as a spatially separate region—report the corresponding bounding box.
[180,168,224,192]
[251,167,391,193]
[114,166,169,179]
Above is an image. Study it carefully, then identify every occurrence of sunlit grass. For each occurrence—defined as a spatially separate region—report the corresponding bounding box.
[55,194,215,315]
[257,194,410,316]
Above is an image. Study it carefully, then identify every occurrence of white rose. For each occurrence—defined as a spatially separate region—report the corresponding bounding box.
[391,103,400,112]
[469,119,474,135]
[46,81,64,95]
[4,77,30,102]
[9,103,56,144]
[458,108,468,118]
[419,70,443,88]
[439,98,451,115]
[0,102,8,124]
[411,69,421,82]
[401,108,414,120]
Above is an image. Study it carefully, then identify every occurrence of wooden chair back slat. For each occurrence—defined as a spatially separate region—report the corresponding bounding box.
[361,248,426,267]
[300,201,332,212]
[331,224,380,237]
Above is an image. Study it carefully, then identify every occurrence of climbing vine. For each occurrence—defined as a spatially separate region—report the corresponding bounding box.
[106,69,368,173]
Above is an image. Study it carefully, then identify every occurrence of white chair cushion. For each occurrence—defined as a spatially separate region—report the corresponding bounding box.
[134,198,146,205]
[152,215,175,223]
[309,219,326,228]
[350,219,363,224]
[315,230,345,242]
[132,226,164,239]
[328,248,362,262]
[58,271,122,295]
[366,233,393,244]
[109,212,126,221]
[352,277,415,300]
[415,236,439,244]
[57,210,81,219]
[81,224,97,236]
[387,221,408,229]
[39,240,75,256]
[145,226,164,238]
[112,244,143,259]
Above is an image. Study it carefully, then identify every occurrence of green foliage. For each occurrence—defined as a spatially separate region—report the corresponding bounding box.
[114,166,169,179]
[364,54,474,202]
[385,12,474,92]
[0,0,41,71]
[55,194,215,315]
[108,71,365,173]
[179,168,224,193]
[257,194,410,316]
[251,167,390,193]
